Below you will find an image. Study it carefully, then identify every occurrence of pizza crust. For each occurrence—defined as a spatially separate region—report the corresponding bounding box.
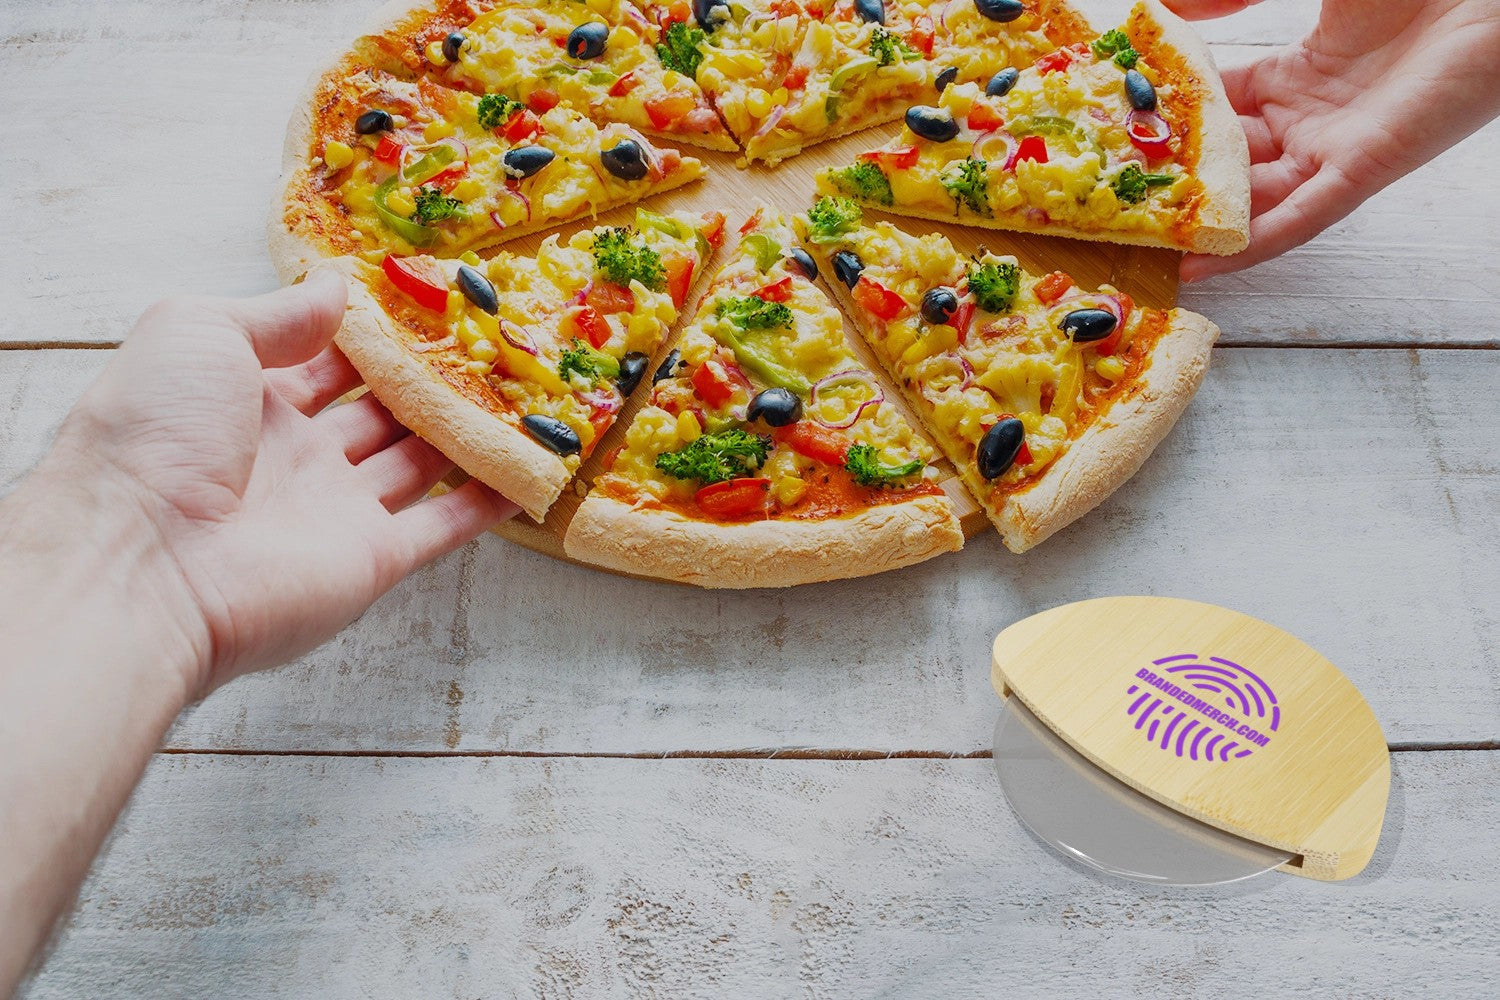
[563,491,963,588]
[328,258,571,521]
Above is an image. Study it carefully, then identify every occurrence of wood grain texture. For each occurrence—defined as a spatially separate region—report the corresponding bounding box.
[20,751,1500,1000]
[3,348,1497,751]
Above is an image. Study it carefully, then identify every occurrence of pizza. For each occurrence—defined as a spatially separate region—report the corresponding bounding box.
[795,196,1218,552]
[564,206,962,587]
[812,0,1250,254]
[331,208,723,519]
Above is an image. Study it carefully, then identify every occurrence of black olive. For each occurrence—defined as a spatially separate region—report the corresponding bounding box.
[652,348,684,385]
[1060,308,1118,343]
[600,140,649,181]
[441,31,465,63]
[832,250,865,289]
[855,0,885,24]
[974,0,1025,23]
[502,145,556,179]
[456,265,498,315]
[977,417,1026,479]
[921,287,959,325]
[935,66,959,93]
[786,246,818,281]
[1124,69,1157,112]
[693,0,730,31]
[567,22,609,60]
[746,387,803,427]
[905,105,960,143]
[355,109,393,135]
[521,414,581,456]
[985,67,1019,97]
[616,352,649,395]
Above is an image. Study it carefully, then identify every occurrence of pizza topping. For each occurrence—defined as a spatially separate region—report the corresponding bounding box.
[591,228,665,290]
[521,413,583,456]
[941,157,990,214]
[976,416,1026,479]
[441,31,466,64]
[974,0,1025,23]
[851,276,906,321]
[653,348,685,385]
[1059,308,1118,344]
[805,196,863,244]
[828,162,894,206]
[774,421,850,466]
[935,66,958,93]
[691,0,730,33]
[854,0,885,25]
[381,253,449,311]
[1124,69,1157,112]
[742,233,783,273]
[746,387,803,427]
[559,339,622,384]
[869,28,916,66]
[502,145,556,179]
[1126,109,1172,158]
[658,20,707,75]
[567,22,609,60]
[966,260,1019,313]
[617,352,651,395]
[694,477,772,518]
[905,106,960,143]
[456,264,499,314]
[411,186,465,225]
[656,428,770,484]
[921,287,960,326]
[716,295,793,330]
[1091,29,1139,70]
[476,94,523,131]
[600,139,650,180]
[355,109,394,135]
[1032,270,1073,303]
[809,369,884,429]
[785,247,818,281]
[1112,163,1176,204]
[845,444,923,487]
[831,250,864,288]
[985,68,1019,97]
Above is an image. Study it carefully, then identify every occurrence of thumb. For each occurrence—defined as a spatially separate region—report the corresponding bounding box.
[223,268,349,369]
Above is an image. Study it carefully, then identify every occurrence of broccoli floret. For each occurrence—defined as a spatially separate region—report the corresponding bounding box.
[656,21,706,77]
[557,339,621,384]
[1111,163,1177,204]
[844,444,923,487]
[1092,29,1139,69]
[716,295,793,330]
[477,93,523,130]
[830,161,894,206]
[869,27,918,67]
[941,157,990,216]
[967,259,1020,313]
[655,428,771,485]
[805,196,863,244]
[411,186,466,225]
[591,228,665,291]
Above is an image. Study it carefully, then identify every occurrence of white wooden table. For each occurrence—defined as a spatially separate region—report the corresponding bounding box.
[4,1,1498,995]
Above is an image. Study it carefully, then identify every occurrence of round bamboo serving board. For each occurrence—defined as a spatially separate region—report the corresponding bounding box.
[454,122,1184,578]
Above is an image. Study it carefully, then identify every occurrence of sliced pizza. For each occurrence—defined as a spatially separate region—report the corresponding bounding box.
[272,65,705,278]
[796,197,1218,552]
[565,206,962,587]
[420,0,737,152]
[813,0,1249,254]
[332,208,725,519]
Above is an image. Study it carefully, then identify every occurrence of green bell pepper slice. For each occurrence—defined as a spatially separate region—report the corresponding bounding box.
[374,175,439,248]
[741,233,781,273]
[399,143,458,186]
[830,57,878,91]
[718,327,811,395]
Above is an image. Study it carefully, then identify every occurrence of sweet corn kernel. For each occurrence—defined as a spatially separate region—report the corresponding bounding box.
[322,140,355,171]
[608,26,637,49]
[448,290,469,321]
[425,41,447,65]
[1094,355,1126,381]
[459,250,482,266]
[385,187,417,217]
[772,87,789,105]
[773,476,805,507]
[676,410,702,443]
[662,70,687,90]
[450,178,485,202]
[423,119,456,142]
[469,338,499,363]
[745,88,772,117]
[456,317,484,348]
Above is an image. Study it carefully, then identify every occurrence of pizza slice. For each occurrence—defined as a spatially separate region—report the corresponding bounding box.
[564,206,963,587]
[272,65,705,278]
[813,0,1249,254]
[331,208,726,519]
[421,0,737,152]
[796,197,1218,552]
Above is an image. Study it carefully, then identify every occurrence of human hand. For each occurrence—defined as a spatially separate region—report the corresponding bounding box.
[1166,0,1500,280]
[43,271,517,695]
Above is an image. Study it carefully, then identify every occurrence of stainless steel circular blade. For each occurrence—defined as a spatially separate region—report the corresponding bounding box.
[993,696,1295,885]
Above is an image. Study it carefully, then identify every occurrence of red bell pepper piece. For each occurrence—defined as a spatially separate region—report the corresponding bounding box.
[695,477,771,518]
[373,134,404,164]
[700,210,727,247]
[664,253,696,308]
[503,109,544,142]
[858,145,920,170]
[852,276,907,321]
[585,281,636,315]
[1011,135,1048,167]
[381,253,449,312]
[526,89,560,114]
[1033,271,1074,304]
[754,276,793,302]
[691,359,748,408]
[569,305,610,349]
[773,421,850,466]
[909,14,935,57]
[967,103,1004,133]
[609,71,639,98]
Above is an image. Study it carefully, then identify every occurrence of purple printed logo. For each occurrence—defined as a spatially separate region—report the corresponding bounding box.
[1125,655,1281,762]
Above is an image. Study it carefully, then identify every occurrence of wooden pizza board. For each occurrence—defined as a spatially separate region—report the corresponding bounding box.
[452,121,1184,578]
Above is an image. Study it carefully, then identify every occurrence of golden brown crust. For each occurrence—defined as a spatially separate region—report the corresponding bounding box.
[562,492,963,588]
[328,258,570,520]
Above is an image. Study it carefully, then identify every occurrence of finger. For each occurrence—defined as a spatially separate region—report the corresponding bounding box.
[1160,0,1266,19]
[223,268,348,369]
[358,432,457,511]
[1240,114,1278,164]
[393,478,520,570]
[318,392,410,464]
[1249,157,1305,216]
[266,344,362,415]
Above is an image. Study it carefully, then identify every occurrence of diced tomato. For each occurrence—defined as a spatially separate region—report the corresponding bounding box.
[664,254,696,307]
[785,62,810,91]
[526,89,560,114]
[601,444,625,471]
[504,109,544,142]
[858,145,920,170]
[645,93,697,129]
[1035,43,1086,75]
[660,0,691,26]
[609,71,640,98]
[983,415,1033,467]
[768,0,801,15]
[587,405,616,448]
[381,253,449,312]
[805,1,824,15]
[1130,135,1173,161]
[700,210,727,247]
[967,102,1004,133]
[1012,135,1048,166]
[1033,271,1074,304]
[852,276,907,322]
[909,14,935,57]
[695,478,771,519]
[373,134,404,164]
[658,147,683,174]
[569,305,610,348]
[754,276,793,302]
[738,207,765,234]
[950,300,976,343]
[585,281,636,314]
[774,421,850,466]
[426,162,469,192]
[692,358,748,408]
[1039,383,1056,415]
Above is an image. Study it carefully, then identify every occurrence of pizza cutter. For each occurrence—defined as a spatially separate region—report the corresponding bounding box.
[990,597,1390,884]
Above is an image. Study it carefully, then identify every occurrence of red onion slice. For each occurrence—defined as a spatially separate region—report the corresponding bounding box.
[1127,109,1171,144]
[497,319,539,356]
[752,104,787,140]
[810,369,885,429]
[925,352,974,392]
[973,130,1016,166]
[489,210,507,230]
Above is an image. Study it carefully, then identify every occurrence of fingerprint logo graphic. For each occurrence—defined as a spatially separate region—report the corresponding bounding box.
[1125,654,1281,762]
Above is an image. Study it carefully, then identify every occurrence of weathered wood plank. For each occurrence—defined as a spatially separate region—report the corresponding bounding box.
[21,751,1500,999]
[3,347,1496,750]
